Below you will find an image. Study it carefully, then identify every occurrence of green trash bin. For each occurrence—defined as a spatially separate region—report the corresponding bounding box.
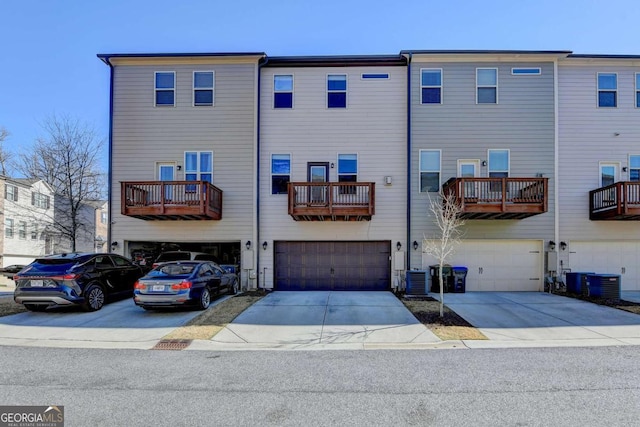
[429,264,453,293]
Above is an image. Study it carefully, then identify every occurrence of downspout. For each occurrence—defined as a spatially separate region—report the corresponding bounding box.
[256,55,268,289]
[553,59,560,277]
[104,57,114,254]
[406,53,412,270]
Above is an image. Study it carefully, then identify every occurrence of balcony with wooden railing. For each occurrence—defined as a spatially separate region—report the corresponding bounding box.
[589,181,640,220]
[288,182,375,221]
[121,181,223,220]
[442,177,548,220]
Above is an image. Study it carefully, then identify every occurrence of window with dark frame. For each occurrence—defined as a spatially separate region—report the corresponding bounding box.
[271,154,291,195]
[31,192,50,209]
[636,73,640,108]
[274,75,293,108]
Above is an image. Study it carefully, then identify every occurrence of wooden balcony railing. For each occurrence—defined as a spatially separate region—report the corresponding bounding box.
[589,181,640,220]
[442,177,548,220]
[121,181,222,220]
[288,182,375,221]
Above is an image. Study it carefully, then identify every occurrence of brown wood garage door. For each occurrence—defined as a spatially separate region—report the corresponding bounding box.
[274,241,391,291]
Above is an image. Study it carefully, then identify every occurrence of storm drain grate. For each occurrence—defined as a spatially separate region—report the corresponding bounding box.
[152,339,193,351]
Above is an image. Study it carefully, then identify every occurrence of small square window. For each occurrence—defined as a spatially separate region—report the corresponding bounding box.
[597,73,617,108]
[193,71,214,106]
[421,69,442,104]
[327,75,347,108]
[155,72,175,106]
[477,68,498,104]
[274,75,293,109]
[271,154,291,194]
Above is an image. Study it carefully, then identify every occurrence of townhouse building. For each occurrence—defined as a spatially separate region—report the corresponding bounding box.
[1,177,55,285]
[558,55,640,291]
[99,49,639,292]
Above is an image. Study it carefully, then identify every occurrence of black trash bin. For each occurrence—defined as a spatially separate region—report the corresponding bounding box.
[451,266,468,293]
[429,264,453,293]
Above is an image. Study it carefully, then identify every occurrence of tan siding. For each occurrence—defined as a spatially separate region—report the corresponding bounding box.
[110,62,257,248]
[259,66,408,287]
[409,61,557,268]
[558,64,640,243]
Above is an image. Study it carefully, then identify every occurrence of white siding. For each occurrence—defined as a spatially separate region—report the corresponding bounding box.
[110,61,257,253]
[410,60,557,269]
[259,65,407,288]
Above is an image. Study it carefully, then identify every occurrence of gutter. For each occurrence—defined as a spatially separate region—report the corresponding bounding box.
[101,56,115,254]
[256,55,268,289]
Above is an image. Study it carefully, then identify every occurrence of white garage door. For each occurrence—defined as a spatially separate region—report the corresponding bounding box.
[423,240,543,291]
[569,241,640,291]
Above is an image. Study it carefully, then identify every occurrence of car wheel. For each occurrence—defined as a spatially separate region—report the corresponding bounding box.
[82,284,105,311]
[24,304,47,312]
[197,288,211,310]
[228,278,239,295]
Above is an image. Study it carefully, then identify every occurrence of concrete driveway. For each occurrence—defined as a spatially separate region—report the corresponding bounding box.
[195,291,442,350]
[433,292,640,348]
[0,295,223,349]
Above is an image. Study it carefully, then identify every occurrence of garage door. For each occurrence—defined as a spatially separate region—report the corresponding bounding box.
[274,241,391,291]
[569,241,640,291]
[423,240,543,291]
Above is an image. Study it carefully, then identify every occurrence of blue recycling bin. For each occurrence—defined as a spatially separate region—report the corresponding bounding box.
[566,272,594,295]
[451,266,468,293]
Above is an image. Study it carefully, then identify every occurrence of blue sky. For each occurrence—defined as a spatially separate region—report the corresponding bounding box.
[2,0,639,172]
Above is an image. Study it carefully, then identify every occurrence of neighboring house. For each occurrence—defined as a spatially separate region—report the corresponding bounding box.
[51,198,108,254]
[259,55,408,290]
[406,50,567,292]
[0,176,55,285]
[94,200,108,253]
[557,54,640,291]
[98,53,265,288]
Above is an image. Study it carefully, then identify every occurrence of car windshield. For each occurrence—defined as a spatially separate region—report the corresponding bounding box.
[148,264,196,277]
[156,253,191,262]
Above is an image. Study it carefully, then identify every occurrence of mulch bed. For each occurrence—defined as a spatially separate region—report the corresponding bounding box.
[401,296,474,327]
[555,291,640,315]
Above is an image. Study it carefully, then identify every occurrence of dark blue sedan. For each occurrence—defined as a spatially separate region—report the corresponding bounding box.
[133,261,238,310]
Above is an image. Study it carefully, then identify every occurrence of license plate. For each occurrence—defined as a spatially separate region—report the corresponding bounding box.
[31,280,44,287]
[152,285,165,292]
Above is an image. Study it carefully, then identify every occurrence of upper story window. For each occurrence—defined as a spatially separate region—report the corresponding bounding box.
[337,154,358,183]
[511,68,541,75]
[477,68,498,104]
[4,218,13,238]
[488,149,509,178]
[600,162,618,187]
[193,71,214,106]
[327,74,347,108]
[18,221,26,240]
[5,184,18,201]
[32,192,50,209]
[421,69,442,104]
[185,151,213,183]
[636,73,640,108]
[629,155,640,181]
[274,75,293,108]
[419,150,441,192]
[31,223,38,240]
[361,73,389,79]
[101,211,108,224]
[271,154,291,195]
[597,73,617,108]
[155,72,175,106]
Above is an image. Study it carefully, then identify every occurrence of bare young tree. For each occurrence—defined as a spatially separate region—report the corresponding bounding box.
[422,190,466,317]
[0,126,14,176]
[18,115,105,252]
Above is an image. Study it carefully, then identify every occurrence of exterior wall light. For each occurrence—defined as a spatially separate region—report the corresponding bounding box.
[246,241,251,250]
[396,241,402,251]
[560,241,567,251]
[262,241,268,250]
[548,240,555,251]
[413,240,419,251]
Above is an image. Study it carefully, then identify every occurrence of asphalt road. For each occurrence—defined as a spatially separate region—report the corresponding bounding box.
[0,346,638,426]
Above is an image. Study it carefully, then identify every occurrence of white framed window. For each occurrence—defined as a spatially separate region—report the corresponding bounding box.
[327,74,347,108]
[421,68,442,104]
[419,150,441,192]
[361,73,389,79]
[488,149,510,178]
[18,221,26,239]
[271,154,291,195]
[599,162,619,187]
[635,73,640,108]
[31,223,38,240]
[338,153,357,194]
[511,68,541,75]
[5,218,13,238]
[32,192,50,209]
[185,151,213,183]
[193,71,214,106]
[274,75,294,109]
[101,211,108,224]
[5,184,18,201]
[155,71,175,106]
[597,73,617,108]
[477,68,498,104]
[630,155,640,182]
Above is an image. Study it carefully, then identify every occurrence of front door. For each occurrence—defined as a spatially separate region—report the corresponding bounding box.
[308,162,329,204]
[458,160,480,199]
[158,163,175,200]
